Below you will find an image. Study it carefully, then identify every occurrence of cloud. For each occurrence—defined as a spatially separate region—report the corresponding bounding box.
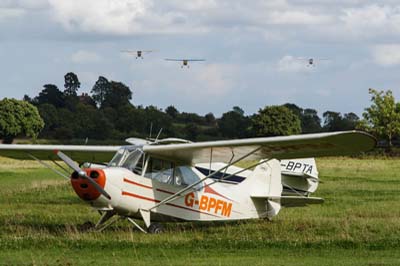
[339,5,400,38]
[267,10,332,25]
[277,55,311,72]
[195,64,237,97]
[48,0,151,35]
[71,50,102,64]
[0,8,25,21]
[371,44,400,66]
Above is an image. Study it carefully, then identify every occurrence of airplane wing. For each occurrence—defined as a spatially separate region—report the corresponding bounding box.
[0,144,120,163]
[186,59,205,61]
[165,59,183,61]
[143,131,376,164]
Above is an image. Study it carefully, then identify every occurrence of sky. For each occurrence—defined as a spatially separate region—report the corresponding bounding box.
[1,0,400,118]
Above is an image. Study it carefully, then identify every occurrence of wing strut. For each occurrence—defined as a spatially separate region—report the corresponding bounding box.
[27,153,70,180]
[147,147,262,211]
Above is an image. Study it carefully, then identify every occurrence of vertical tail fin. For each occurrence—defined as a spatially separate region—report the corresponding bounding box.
[249,159,283,219]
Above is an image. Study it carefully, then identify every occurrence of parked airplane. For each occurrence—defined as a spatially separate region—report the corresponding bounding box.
[165,58,205,68]
[0,131,375,233]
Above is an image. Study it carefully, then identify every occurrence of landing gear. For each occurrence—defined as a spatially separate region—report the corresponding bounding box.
[147,223,164,234]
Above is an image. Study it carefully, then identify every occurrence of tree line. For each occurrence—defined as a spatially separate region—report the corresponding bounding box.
[0,72,370,144]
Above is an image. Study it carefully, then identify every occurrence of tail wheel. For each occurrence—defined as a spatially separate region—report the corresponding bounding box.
[147,223,164,234]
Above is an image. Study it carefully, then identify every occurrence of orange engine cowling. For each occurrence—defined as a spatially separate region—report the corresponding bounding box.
[71,169,106,201]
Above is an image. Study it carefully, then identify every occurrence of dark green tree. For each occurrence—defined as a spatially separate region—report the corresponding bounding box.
[302,108,322,133]
[165,105,179,119]
[323,111,358,131]
[252,105,301,137]
[0,98,44,143]
[283,103,321,133]
[232,106,245,116]
[64,72,80,96]
[218,109,251,138]
[34,84,65,108]
[102,81,132,109]
[205,112,216,126]
[91,76,111,107]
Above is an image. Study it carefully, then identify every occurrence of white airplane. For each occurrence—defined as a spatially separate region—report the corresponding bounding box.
[165,58,205,68]
[121,50,154,59]
[0,131,375,233]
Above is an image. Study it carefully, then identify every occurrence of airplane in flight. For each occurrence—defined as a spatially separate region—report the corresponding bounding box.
[165,58,205,68]
[0,131,375,233]
[121,50,155,59]
[297,57,329,67]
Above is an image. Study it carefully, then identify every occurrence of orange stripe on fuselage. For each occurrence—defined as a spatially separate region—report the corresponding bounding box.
[121,191,219,217]
[123,178,153,189]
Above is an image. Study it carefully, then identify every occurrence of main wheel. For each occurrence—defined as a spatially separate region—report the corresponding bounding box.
[147,223,164,234]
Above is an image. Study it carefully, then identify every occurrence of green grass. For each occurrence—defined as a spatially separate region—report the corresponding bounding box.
[0,157,400,265]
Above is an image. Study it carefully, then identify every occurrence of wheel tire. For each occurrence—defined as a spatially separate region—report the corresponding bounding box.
[147,223,164,234]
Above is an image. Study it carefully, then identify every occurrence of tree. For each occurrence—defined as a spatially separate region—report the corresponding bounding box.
[322,111,343,131]
[0,98,44,143]
[218,110,251,138]
[359,88,400,148]
[205,112,216,126]
[165,105,179,119]
[342,112,359,130]
[252,105,301,137]
[283,103,322,133]
[323,111,359,131]
[102,81,132,109]
[302,108,322,133]
[34,84,65,108]
[232,106,245,116]
[64,72,80,96]
[91,76,111,107]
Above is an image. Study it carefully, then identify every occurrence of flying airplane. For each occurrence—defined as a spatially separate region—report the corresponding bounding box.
[121,50,154,59]
[297,57,329,67]
[165,58,205,68]
[0,131,375,233]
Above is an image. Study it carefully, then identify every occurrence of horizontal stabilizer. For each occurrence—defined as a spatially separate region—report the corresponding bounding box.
[251,196,324,207]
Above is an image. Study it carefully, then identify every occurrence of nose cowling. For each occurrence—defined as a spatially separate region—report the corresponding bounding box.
[71,169,106,201]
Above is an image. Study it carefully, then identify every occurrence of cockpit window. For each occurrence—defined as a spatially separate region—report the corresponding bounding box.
[108,147,144,174]
[144,157,200,188]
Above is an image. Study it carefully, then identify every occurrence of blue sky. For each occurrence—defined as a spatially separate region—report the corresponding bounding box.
[1,0,400,117]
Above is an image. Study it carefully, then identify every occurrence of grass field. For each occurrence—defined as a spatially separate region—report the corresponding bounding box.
[0,156,400,265]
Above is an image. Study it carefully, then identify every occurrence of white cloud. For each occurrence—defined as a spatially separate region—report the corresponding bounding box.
[195,64,237,97]
[372,44,400,66]
[71,50,102,64]
[267,10,332,25]
[48,0,151,35]
[0,8,25,21]
[277,55,311,72]
[339,5,400,38]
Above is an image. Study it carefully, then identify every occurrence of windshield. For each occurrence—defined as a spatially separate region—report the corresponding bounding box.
[108,147,144,174]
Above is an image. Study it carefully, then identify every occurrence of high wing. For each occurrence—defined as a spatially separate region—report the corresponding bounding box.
[143,131,376,164]
[0,144,120,163]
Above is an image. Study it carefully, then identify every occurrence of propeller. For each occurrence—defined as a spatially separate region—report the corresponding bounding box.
[55,150,111,200]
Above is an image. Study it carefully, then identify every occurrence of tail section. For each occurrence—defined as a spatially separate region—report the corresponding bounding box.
[280,158,319,195]
[247,158,323,220]
[248,159,282,219]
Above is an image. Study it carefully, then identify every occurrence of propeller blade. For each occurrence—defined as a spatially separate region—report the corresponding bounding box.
[55,150,111,200]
